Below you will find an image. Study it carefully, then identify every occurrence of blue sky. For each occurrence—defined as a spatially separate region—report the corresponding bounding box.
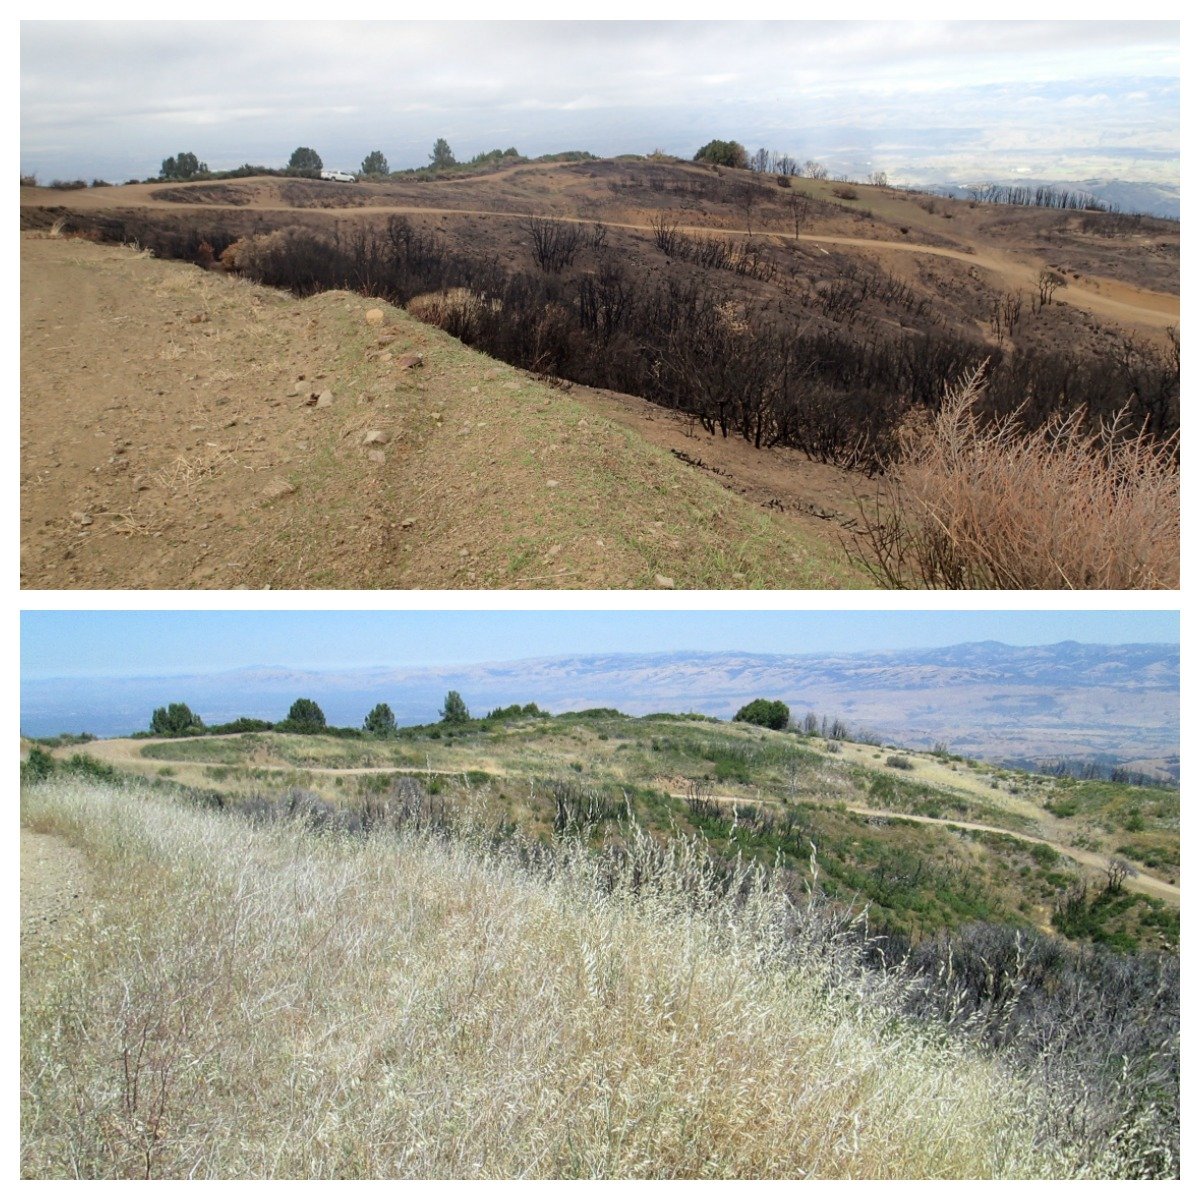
[20,19,1179,189]
[20,610,1180,681]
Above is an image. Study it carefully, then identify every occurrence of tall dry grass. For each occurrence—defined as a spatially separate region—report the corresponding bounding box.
[22,778,1121,1179]
[854,367,1179,589]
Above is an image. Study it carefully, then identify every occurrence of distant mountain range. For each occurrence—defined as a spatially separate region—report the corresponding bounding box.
[21,641,1178,773]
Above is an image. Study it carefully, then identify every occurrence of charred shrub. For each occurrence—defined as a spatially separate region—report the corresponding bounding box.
[901,921,1178,1176]
[72,210,1179,479]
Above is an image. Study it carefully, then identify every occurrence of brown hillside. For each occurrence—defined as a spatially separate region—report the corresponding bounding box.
[20,159,1178,589]
[20,233,865,590]
[21,159,1178,336]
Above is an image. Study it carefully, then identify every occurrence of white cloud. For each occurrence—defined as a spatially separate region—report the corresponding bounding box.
[19,20,1178,185]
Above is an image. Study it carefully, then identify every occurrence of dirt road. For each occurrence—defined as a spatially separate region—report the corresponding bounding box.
[26,184,1176,330]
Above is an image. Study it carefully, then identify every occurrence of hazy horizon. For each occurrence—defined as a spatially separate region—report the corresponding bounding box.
[21,19,1179,205]
[19,611,1180,682]
[20,638,1179,758]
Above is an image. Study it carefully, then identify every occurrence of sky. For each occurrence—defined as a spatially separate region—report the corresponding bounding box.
[20,18,1179,190]
[20,610,1181,681]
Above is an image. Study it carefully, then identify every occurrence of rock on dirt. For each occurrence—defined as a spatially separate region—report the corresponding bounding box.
[262,478,296,500]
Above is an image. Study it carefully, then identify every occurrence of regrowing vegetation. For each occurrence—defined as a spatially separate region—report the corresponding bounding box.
[22,694,1179,1178]
[22,144,1179,588]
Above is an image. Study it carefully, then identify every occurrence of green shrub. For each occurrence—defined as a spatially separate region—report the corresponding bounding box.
[733,699,790,730]
[693,139,749,169]
[1030,843,1059,868]
[208,717,274,735]
[1046,797,1079,818]
[61,754,116,781]
[22,747,56,783]
[29,732,96,749]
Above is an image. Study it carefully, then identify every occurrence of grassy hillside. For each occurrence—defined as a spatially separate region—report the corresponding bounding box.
[21,775,1175,1178]
[46,709,1179,953]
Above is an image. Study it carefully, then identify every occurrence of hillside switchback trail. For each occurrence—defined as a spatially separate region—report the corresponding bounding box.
[50,736,1178,906]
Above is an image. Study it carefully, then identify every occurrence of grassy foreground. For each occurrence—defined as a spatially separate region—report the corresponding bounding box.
[21,776,1147,1180]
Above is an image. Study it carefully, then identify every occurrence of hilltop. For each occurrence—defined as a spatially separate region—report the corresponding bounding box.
[31,704,1179,951]
[21,641,1179,773]
[20,159,1180,316]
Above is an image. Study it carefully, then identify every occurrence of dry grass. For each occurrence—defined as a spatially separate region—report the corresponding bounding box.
[407,287,502,327]
[853,366,1179,589]
[152,448,233,496]
[20,777,1107,1180]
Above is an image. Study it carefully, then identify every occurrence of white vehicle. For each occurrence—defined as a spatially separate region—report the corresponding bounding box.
[319,169,356,183]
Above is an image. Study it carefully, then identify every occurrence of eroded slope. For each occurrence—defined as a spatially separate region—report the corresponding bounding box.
[21,234,862,590]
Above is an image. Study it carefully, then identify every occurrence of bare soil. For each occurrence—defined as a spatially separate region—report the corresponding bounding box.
[21,828,92,953]
[20,233,863,590]
[572,385,873,530]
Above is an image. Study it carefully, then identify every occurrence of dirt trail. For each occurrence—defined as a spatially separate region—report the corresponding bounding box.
[693,792,1179,905]
[71,736,1178,906]
[21,828,93,951]
[840,805,1181,904]
[32,187,1176,330]
[53,736,482,778]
